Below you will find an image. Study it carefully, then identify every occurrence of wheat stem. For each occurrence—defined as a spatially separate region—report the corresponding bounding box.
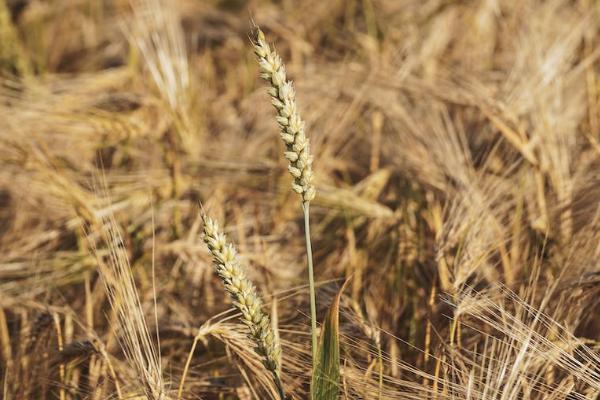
[303,202,318,369]
[177,336,198,400]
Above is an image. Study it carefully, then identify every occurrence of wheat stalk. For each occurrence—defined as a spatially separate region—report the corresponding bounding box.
[252,27,320,373]
[201,213,284,399]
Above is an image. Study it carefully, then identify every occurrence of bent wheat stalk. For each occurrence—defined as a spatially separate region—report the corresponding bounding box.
[252,27,318,369]
[201,213,284,399]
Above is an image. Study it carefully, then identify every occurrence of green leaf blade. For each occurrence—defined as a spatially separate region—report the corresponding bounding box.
[311,279,349,400]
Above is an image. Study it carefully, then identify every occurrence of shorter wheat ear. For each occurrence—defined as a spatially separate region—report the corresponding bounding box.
[201,213,284,399]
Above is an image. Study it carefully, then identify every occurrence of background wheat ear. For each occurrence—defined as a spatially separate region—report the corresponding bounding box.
[201,212,285,399]
[0,0,29,76]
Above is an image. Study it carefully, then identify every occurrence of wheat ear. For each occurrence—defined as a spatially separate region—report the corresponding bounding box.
[252,27,319,372]
[202,213,284,399]
[252,28,315,203]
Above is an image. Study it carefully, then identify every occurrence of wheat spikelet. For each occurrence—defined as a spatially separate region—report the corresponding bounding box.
[201,213,284,395]
[252,28,315,203]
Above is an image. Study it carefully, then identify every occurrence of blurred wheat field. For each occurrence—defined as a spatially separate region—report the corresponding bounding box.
[0,0,599,399]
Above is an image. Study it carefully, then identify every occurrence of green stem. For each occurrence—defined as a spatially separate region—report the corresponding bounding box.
[303,202,318,371]
[275,376,285,400]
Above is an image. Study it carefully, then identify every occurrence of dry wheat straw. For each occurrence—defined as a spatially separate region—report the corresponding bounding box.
[91,214,166,400]
[202,213,284,398]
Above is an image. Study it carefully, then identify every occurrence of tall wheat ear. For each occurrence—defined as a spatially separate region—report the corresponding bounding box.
[252,27,315,203]
[201,212,285,399]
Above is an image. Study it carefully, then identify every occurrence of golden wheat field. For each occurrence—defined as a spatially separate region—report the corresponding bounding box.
[0,0,599,399]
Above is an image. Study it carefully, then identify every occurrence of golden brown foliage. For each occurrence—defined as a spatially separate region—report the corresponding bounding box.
[0,0,598,399]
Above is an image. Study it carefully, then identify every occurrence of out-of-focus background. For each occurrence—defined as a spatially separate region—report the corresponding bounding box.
[0,0,599,399]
